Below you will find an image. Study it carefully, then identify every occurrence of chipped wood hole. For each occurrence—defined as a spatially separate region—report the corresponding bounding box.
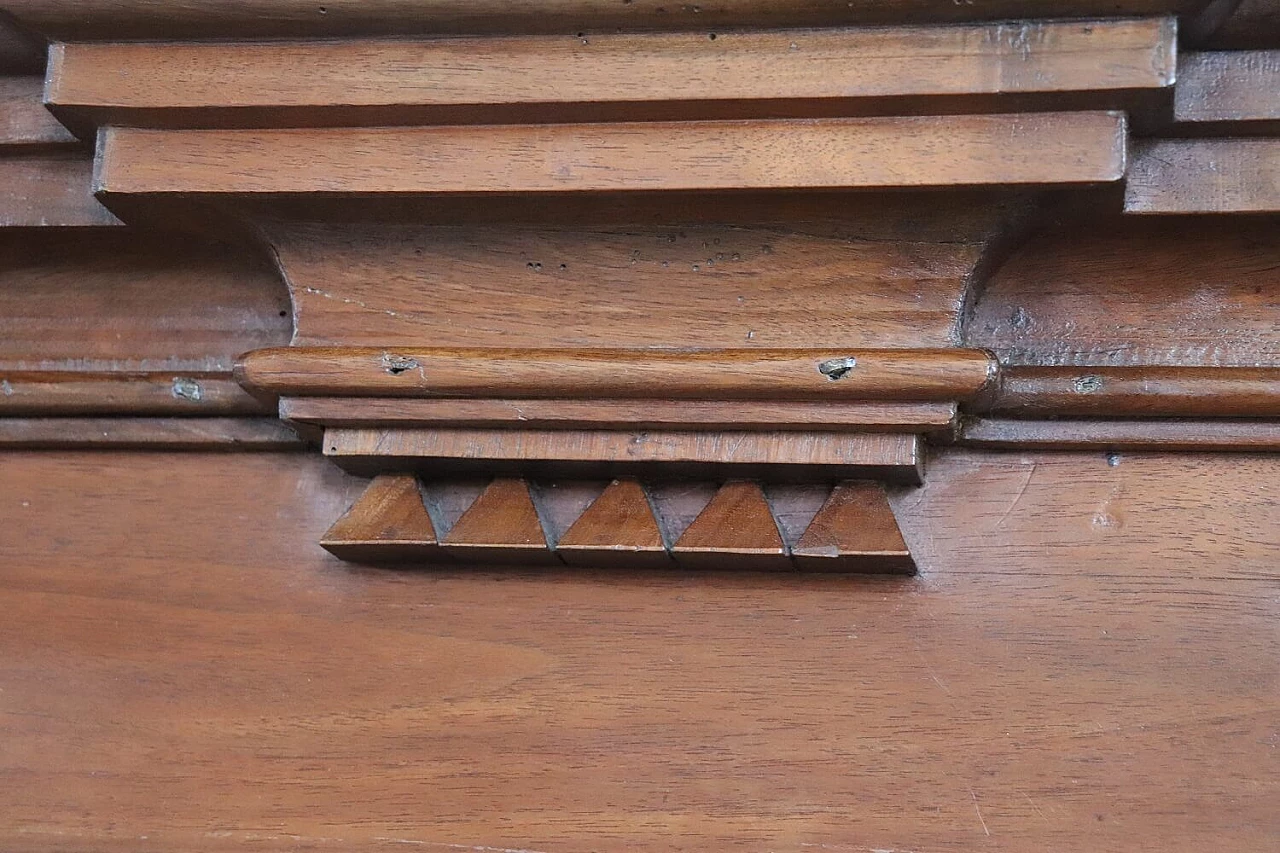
[817,356,858,381]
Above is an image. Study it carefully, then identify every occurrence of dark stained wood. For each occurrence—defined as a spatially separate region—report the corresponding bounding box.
[0,417,304,448]
[441,477,558,564]
[1197,0,1280,48]
[987,366,1280,417]
[0,15,43,74]
[556,478,670,568]
[323,428,924,483]
[0,76,79,149]
[1,0,1209,39]
[671,479,790,570]
[320,473,443,563]
[960,417,1280,450]
[281,397,959,432]
[0,156,120,226]
[966,217,1280,368]
[47,19,1174,128]
[1174,50,1280,133]
[1125,138,1280,213]
[239,347,997,402]
[793,480,915,573]
[97,114,1128,197]
[0,450,1275,850]
[0,372,270,416]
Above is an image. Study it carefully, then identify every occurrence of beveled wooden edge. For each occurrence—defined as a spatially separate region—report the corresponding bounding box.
[46,19,1175,129]
[0,77,80,149]
[1124,138,1280,213]
[985,366,1280,418]
[238,347,998,403]
[96,113,1129,198]
[958,417,1280,451]
[0,371,272,416]
[0,155,122,227]
[0,417,305,449]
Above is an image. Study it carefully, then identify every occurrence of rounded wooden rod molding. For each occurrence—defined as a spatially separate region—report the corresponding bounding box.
[235,346,999,402]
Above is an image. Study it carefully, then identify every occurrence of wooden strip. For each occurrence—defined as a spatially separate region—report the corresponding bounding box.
[959,418,1280,451]
[320,473,445,564]
[280,397,959,432]
[48,20,1175,128]
[324,428,924,483]
[0,77,79,149]
[793,481,915,573]
[98,113,1128,197]
[0,156,121,226]
[239,347,996,403]
[556,479,670,569]
[0,372,271,416]
[2,0,1206,40]
[672,480,790,570]
[1125,139,1280,213]
[442,477,558,565]
[987,367,1280,417]
[1174,51,1280,132]
[0,417,303,448]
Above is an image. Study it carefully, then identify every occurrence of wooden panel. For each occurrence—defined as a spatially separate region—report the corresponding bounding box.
[239,347,996,402]
[441,477,558,564]
[1198,0,1280,48]
[1174,51,1280,132]
[0,372,270,416]
[671,480,790,570]
[1,0,1208,39]
[324,427,924,482]
[97,113,1128,196]
[47,19,1175,128]
[281,397,959,432]
[0,230,290,373]
[966,217,1280,367]
[0,417,303,448]
[960,417,1280,450]
[793,480,915,572]
[0,156,119,226]
[0,76,78,148]
[556,478,670,568]
[987,366,1280,417]
[0,449,1275,851]
[320,473,443,563]
[1125,138,1280,213]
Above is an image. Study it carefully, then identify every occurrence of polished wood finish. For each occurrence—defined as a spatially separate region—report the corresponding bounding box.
[793,480,915,572]
[1174,50,1280,132]
[1125,138,1280,213]
[0,156,119,226]
[441,477,558,564]
[556,478,670,568]
[0,372,270,416]
[0,76,78,148]
[320,473,443,563]
[0,416,303,448]
[47,19,1174,128]
[671,479,790,570]
[960,417,1280,450]
[988,366,1280,417]
[240,347,997,402]
[97,113,1128,197]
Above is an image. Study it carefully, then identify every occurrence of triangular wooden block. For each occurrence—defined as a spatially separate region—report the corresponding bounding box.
[556,479,671,569]
[442,477,558,565]
[320,473,445,564]
[793,481,915,574]
[672,480,790,571]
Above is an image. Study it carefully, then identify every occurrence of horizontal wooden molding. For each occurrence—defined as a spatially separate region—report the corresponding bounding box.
[1173,51,1280,133]
[0,416,304,449]
[0,77,80,149]
[237,347,998,403]
[47,19,1175,128]
[323,428,924,483]
[1125,139,1280,213]
[960,417,1280,451]
[96,113,1129,198]
[0,371,271,416]
[0,156,120,226]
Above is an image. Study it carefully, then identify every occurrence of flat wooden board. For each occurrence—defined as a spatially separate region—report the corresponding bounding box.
[0,449,1274,851]
[0,156,121,226]
[1174,50,1280,130]
[0,76,79,148]
[1125,138,1280,213]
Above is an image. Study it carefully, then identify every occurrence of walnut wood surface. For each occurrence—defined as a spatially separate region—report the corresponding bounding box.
[0,156,120,226]
[1125,138,1280,213]
[239,347,996,402]
[671,480,790,570]
[0,416,304,448]
[1174,50,1280,132]
[0,372,271,416]
[0,76,79,149]
[556,478,670,568]
[97,114,1128,197]
[960,417,1280,450]
[0,449,1274,851]
[792,480,915,572]
[320,473,444,563]
[47,19,1174,128]
[442,477,558,564]
[987,366,1280,417]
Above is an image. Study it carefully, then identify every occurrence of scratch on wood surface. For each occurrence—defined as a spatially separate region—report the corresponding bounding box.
[971,788,991,837]
[374,840,552,853]
[995,462,1037,529]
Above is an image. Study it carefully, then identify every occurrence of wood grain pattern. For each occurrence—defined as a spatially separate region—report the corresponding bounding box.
[0,76,79,149]
[97,114,1129,197]
[1174,50,1280,132]
[441,477,557,564]
[793,480,915,572]
[323,427,924,482]
[0,372,270,416]
[239,347,997,402]
[0,156,120,226]
[47,19,1175,128]
[671,479,790,570]
[280,397,959,432]
[0,449,1274,851]
[320,473,443,563]
[987,366,1280,417]
[556,478,670,568]
[1,0,1208,39]
[0,417,304,448]
[960,417,1280,450]
[1125,138,1280,213]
